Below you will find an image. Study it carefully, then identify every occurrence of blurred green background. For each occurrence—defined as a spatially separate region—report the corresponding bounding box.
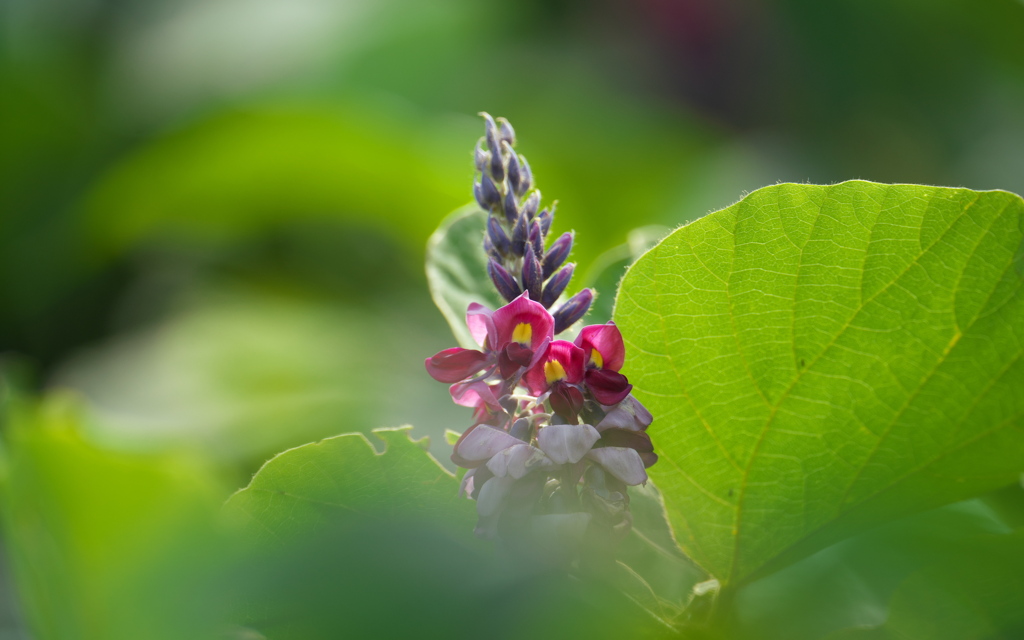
[2,0,1023,637]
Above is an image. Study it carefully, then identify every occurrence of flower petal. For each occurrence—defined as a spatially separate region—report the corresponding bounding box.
[466,302,497,349]
[523,340,586,395]
[491,292,554,351]
[586,447,648,486]
[425,347,489,383]
[449,380,502,411]
[486,443,549,479]
[537,423,600,464]
[477,475,515,518]
[574,322,625,371]
[585,369,632,406]
[456,424,523,462]
[596,395,653,432]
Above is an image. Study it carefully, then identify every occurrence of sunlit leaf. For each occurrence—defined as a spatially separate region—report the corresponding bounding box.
[615,181,1024,586]
[425,206,505,349]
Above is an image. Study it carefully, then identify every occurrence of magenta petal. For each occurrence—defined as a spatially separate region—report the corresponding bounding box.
[491,292,555,351]
[537,423,600,464]
[425,347,489,383]
[466,303,497,349]
[575,322,626,371]
[456,425,523,462]
[585,369,632,405]
[524,340,585,395]
[587,447,648,486]
[450,380,502,411]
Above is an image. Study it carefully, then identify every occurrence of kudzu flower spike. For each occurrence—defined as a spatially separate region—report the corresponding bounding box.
[425,114,656,556]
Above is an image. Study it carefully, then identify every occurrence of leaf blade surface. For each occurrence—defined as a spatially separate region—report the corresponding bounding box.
[614,181,1024,585]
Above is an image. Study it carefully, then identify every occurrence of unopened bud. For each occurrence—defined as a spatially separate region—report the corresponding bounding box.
[521,190,540,219]
[522,243,544,303]
[536,208,552,237]
[483,234,499,260]
[480,112,499,152]
[474,138,489,173]
[488,259,522,302]
[496,117,516,146]
[553,288,593,334]
[528,219,544,258]
[505,143,522,196]
[541,263,574,308]
[510,212,528,257]
[504,189,519,224]
[487,215,511,256]
[475,173,500,210]
[510,417,532,442]
[543,231,573,279]
[518,155,533,194]
[489,143,505,182]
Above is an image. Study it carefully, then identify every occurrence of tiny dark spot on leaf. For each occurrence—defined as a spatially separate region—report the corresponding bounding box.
[728,489,734,497]
[800,359,806,368]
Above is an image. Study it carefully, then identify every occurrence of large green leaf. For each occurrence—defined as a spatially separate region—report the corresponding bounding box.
[614,181,1024,587]
[425,206,505,349]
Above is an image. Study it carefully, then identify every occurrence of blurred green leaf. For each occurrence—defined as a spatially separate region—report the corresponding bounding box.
[425,205,504,348]
[223,426,475,542]
[610,481,707,631]
[615,181,1024,587]
[0,391,230,640]
[82,102,472,259]
[56,288,464,474]
[733,489,1024,640]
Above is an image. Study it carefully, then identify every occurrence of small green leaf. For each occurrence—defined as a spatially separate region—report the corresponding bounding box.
[615,181,1024,587]
[426,206,505,348]
[223,427,475,543]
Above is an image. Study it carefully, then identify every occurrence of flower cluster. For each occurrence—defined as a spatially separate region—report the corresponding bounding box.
[426,114,657,553]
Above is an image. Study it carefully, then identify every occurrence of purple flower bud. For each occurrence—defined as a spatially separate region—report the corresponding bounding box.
[506,144,522,196]
[488,259,522,302]
[490,144,505,182]
[509,417,532,441]
[475,173,500,210]
[536,208,552,237]
[510,213,528,257]
[553,288,593,334]
[487,215,510,256]
[521,190,540,219]
[496,117,516,146]
[541,263,574,308]
[483,234,499,260]
[543,231,574,279]
[480,112,499,152]
[521,243,544,303]
[474,138,489,173]
[528,219,544,258]
[518,155,533,194]
[503,189,519,224]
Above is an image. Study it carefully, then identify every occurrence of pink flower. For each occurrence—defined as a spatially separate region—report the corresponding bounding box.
[524,340,586,421]
[467,292,555,379]
[574,322,632,405]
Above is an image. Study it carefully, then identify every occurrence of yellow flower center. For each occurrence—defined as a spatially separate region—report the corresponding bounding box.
[544,359,567,384]
[589,349,604,369]
[511,322,532,346]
